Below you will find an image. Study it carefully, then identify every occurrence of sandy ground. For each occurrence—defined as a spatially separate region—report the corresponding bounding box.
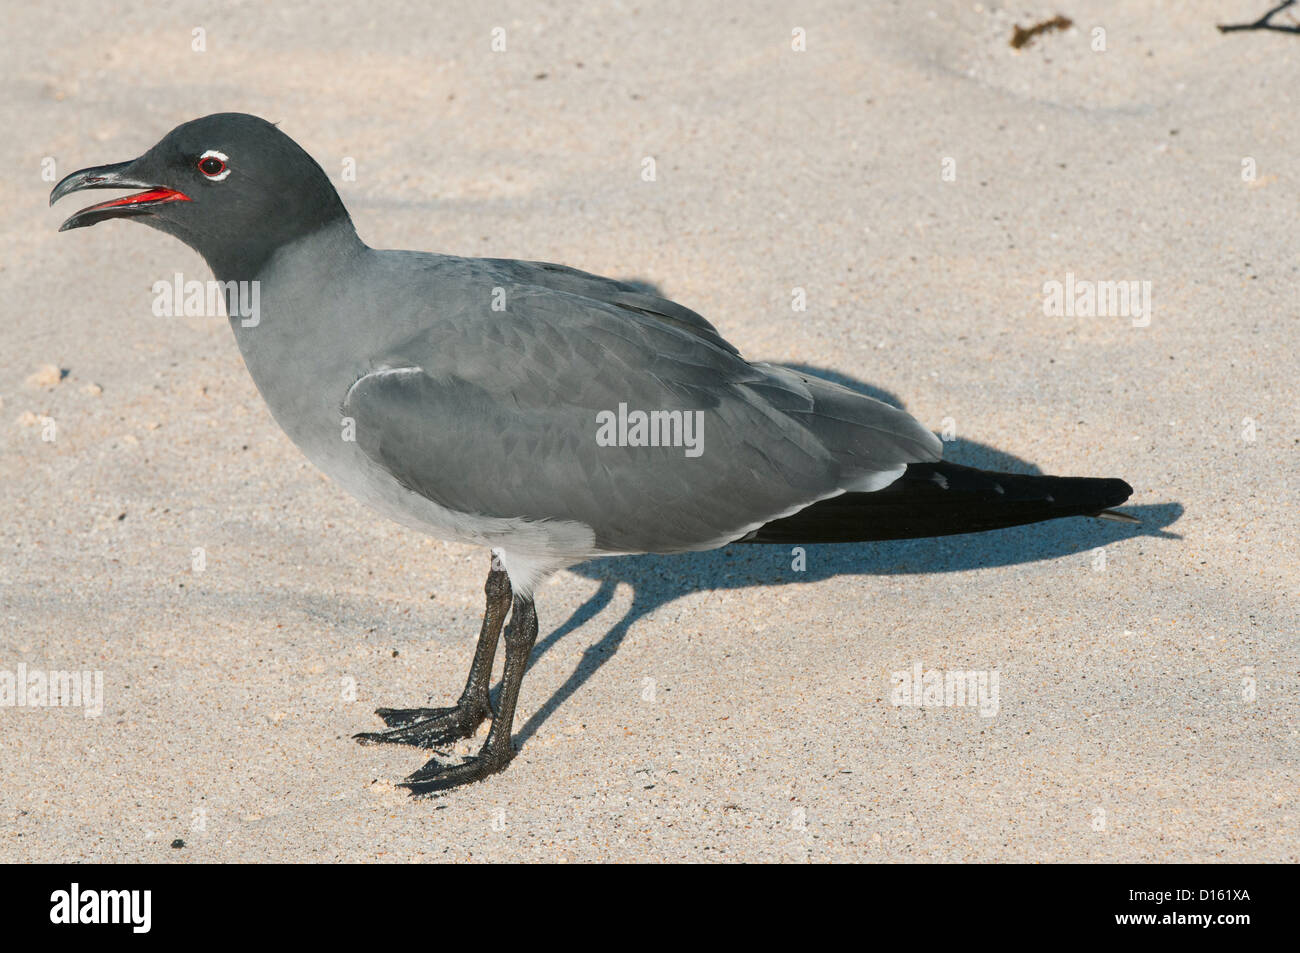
[1,1,1296,862]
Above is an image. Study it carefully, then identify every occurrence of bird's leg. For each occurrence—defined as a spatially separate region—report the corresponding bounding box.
[402,593,539,795]
[354,556,511,749]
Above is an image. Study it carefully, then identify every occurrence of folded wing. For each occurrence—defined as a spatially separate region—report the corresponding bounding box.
[342,257,941,554]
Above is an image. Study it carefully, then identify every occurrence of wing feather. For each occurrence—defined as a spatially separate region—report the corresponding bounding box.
[341,256,940,554]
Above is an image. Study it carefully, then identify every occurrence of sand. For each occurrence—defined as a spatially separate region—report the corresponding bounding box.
[1,0,1295,862]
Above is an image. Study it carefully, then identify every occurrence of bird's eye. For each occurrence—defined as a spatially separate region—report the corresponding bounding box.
[197,150,231,181]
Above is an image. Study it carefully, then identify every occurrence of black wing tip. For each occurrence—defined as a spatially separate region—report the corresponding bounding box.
[1102,476,1134,507]
[1088,477,1136,523]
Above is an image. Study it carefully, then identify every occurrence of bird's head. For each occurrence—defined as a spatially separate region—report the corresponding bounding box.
[50,113,351,277]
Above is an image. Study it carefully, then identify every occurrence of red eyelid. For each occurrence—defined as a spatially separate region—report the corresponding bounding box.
[199,157,226,175]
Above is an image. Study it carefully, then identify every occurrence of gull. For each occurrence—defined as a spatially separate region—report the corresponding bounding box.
[51,114,1134,793]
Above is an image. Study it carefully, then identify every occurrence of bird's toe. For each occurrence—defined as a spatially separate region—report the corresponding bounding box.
[400,751,511,796]
[355,702,490,748]
[374,705,456,728]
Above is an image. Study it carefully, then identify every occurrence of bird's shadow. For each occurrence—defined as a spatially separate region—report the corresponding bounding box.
[509,352,1183,746]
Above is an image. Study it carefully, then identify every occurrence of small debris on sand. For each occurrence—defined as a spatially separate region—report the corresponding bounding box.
[1011,15,1073,50]
[25,364,66,388]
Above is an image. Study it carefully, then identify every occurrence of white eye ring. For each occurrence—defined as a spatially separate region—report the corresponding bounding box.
[198,149,231,181]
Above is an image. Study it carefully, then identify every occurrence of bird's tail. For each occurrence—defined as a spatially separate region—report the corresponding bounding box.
[739,461,1134,544]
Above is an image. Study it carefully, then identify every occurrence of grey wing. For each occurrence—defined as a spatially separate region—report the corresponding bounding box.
[343,276,940,555]
[480,257,741,356]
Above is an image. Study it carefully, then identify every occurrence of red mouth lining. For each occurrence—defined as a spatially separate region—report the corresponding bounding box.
[80,188,191,213]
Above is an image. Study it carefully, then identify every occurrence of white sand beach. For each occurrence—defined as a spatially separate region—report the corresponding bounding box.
[0,1,1295,861]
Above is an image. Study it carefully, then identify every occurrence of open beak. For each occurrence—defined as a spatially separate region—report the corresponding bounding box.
[49,159,190,232]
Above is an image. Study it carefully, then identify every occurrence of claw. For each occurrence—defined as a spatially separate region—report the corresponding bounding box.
[406,755,471,784]
[401,744,513,796]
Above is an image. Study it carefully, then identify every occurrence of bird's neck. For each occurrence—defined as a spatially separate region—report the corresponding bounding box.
[204,213,364,288]
[216,216,371,450]
[217,215,371,374]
